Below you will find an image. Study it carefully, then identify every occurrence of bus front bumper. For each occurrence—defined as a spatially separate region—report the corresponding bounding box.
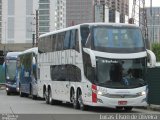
[84,95,147,108]
[6,84,17,93]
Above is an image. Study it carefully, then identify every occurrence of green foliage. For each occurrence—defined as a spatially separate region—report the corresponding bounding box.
[152,43,160,62]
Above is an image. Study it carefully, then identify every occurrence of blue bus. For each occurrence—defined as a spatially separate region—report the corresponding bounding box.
[4,52,21,95]
[18,47,38,99]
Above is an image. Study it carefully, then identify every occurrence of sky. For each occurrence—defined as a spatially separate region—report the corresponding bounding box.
[129,0,160,17]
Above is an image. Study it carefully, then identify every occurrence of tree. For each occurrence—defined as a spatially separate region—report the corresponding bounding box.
[152,43,160,62]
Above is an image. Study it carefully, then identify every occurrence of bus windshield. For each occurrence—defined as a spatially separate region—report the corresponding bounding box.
[6,59,17,80]
[91,26,145,53]
[96,57,147,89]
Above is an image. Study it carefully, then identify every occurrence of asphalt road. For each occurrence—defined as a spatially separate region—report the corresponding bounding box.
[0,90,159,120]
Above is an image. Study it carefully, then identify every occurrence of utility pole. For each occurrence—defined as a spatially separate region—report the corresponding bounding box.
[131,0,149,49]
[32,34,35,47]
[4,21,7,56]
[36,10,39,47]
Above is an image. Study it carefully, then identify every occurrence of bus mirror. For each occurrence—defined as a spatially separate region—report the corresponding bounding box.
[145,38,150,49]
[83,48,96,67]
[147,49,156,68]
[32,57,36,65]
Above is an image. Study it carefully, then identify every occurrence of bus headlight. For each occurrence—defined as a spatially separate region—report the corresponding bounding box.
[97,88,107,96]
[137,91,146,96]
[6,87,9,91]
[97,91,103,95]
[7,76,10,79]
[141,91,146,96]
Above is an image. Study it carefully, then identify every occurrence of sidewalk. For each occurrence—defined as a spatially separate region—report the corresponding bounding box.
[137,105,160,112]
[0,84,5,90]
[148,104,160,112]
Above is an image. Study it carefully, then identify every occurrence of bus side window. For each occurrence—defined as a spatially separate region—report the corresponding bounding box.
[75,29,79,52]
[52,34,56,51]
[64,31,70,50]
[56,32,65,51]
[80,27,89,46]
[38,38,44,53]
[45,36,50,52]
[70,30,76,49]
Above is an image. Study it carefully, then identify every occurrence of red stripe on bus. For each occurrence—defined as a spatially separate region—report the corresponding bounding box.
[92,84,97,103]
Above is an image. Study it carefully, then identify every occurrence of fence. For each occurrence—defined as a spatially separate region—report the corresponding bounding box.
[0,65,5,85]
[146,67,160,105]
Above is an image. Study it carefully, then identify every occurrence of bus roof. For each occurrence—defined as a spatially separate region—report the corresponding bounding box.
[6,52,21,59]
[20,47,38,55]
[39,22,139,38]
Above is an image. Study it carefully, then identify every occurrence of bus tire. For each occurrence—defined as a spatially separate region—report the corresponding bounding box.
[72,90,79,109]
[32,95,37,100]
[48,88,61,105]
[19,85,25,97]
[45,90,49,104]
[48,89,54,105]
[20,91,25,97]
[30,85,37,100]
[7,91,11,95]
[78,91,87,111]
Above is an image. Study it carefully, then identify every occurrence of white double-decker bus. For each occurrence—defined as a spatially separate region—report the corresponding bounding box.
[37,23,155,111]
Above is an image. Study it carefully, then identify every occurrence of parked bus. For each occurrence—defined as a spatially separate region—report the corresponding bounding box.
[37,23,156,111]
[4,52,21,95]
[18,47,38,99]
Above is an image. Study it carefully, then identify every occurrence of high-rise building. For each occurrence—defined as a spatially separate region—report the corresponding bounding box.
[0,0,2,43]
[54,0,129,30]
[66,0,93,27]
[0,0,129,53]
[54,0,94,30]
[54,0,66,30]
[145,7,160,43]
[0,0,38,52]
[103,0,129,23]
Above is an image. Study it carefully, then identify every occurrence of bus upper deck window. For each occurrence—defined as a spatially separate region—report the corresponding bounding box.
[81,27,89,46]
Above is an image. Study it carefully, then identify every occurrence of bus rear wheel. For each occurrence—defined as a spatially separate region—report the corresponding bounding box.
[71,90,79,109]
[19,85,25,97]
[7,91,11,95]
[48,89,61,105]
[20,91,25,97]
[30,85,37,100]
[48,89,54,105]
[45,90,49,104]
[78,92,87,111]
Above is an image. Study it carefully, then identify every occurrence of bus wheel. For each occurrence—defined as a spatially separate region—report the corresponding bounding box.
[48,89,54,105]
[19,85,25,97]
[7,91,10,95]
[31,86,37,100]
[124,107,133,112]
[45,90,49,104]
[32,95,37,100]
[72,91,79,109]
[20,91,24,97]
[78,93,87,111]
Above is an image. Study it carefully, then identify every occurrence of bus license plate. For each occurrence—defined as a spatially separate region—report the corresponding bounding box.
[118,101,127,105]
